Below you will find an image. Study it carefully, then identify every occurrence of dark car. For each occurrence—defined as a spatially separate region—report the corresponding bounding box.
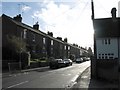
[76,58,83,63]
[49,58,65,68]
[63,59,72,66]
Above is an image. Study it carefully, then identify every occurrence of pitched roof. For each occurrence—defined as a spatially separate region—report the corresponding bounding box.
[2,14,65,43]
[93,17,120,38]
[2,14,85,50]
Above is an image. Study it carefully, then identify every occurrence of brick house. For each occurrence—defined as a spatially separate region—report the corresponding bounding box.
[2,14,88,70]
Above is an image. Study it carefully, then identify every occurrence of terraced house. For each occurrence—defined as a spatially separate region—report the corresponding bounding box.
[2,14,89,71]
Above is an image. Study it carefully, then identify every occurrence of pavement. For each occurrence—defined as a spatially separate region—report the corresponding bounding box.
[1,66,50,78]
[71,67,119,90]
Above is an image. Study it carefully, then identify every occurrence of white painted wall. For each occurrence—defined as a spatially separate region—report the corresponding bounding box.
[96,38,118,59]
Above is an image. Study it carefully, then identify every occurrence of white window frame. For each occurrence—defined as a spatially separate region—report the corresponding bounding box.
[23,29,27,39]
[102,39,111,45]
[68,46,70,50]
[64,45,66,50]
[43,38,46,45]
[51,40,53,45]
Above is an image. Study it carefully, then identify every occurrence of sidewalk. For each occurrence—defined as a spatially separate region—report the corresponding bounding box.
[1,66,49,78]
[71,67,119,90]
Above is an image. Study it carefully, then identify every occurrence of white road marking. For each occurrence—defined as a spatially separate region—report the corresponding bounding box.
[68,74,71,76]
[62,73,72,76]
[7,81,29,88]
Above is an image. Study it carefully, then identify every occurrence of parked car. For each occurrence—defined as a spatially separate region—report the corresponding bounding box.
[86,57,90,61]
[49,58,65,68]
[76,58,83,63]
[82,57,89,61]
[63,59,72,66]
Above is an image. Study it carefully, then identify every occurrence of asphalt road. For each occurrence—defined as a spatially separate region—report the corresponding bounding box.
[2,61,90,89]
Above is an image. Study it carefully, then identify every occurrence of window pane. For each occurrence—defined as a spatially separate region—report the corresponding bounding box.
[43,38,46,44]
[24,29,27,39]
[51,40,53,45]
[32,33,35,42]
[105,39,107,44]
[64,45,66,50]
[108,39,110,44]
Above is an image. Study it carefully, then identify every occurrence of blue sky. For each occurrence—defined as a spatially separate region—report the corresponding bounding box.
[1,0,119,49]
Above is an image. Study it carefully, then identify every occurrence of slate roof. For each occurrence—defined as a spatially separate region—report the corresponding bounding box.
[2,14,81,49]
[93,17,120,38]
[2,14,64,43]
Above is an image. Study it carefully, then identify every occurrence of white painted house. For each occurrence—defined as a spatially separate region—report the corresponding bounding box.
[93,7,120,80]
[91,0,120,80]
[94,8,120,61]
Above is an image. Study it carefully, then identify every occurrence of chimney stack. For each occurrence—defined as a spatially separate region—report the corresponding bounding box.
[64,38,67,42]
[13,14,22,22]
[111,8,117,20]
[33,22,39,30]
[56,37,62,41]
[47,31,53,37]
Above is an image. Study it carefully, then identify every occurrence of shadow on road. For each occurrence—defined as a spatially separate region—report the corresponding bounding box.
[88,78,119,90]
[71,67,119,90]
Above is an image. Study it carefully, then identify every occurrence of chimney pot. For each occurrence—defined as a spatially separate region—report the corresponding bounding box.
[111,8,117,18]
[33,22,39,30]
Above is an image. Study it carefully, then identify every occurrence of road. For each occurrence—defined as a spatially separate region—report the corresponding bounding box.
[2,61,90,89]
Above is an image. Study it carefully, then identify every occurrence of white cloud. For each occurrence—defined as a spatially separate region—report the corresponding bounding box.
[32,0,119,48]
[22,5,31,12]
[94,0,119,18]
[32,0,94,48]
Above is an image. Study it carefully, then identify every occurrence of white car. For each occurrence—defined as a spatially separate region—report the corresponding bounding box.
[63,59,72,66]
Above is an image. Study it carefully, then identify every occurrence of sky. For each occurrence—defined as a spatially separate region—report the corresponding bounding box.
[1,0,120,50]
